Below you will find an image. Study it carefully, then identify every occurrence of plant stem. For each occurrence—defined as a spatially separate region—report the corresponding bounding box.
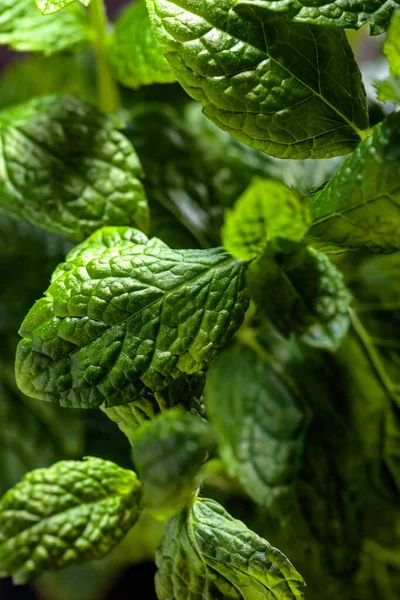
[89,0,120,114]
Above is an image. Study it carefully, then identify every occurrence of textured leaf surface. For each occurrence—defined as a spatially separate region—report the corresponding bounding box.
[0,457,142,584]
[309,111,400,252]
[222,177,309,260]
[248,246,351,350]
[108,0,175,89]
[204,344,306,510]
[131,408,216,515]
[16,226,248,409]
[146,0,368,159]
[0,0,88,54]
[0,96,148,240]
[156,497,305,599]
[234,0,400,35]
[36,0,90,15]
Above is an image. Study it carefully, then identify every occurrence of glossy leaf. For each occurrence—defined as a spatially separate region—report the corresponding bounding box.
[16,226,248,409]
[309,111,400,253]
[36,0,90,15]
[376,9,400,103]
[0,96,148,240]
[204,344,306,510]
[222,177,309,260]
[0,0,88,54]
[156,497,305,599]
[234,0,400,35]
[108,0,175,89]
[0,457,142,584]
[131,408,216,515]
[248,246,351,350]
[146,0,368,159]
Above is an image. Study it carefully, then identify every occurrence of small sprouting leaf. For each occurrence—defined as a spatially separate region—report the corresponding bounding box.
[156,497,305,599]
[248,246,351,350]
[204,344,306,511]
[108,0,175,90]
[16,226,248,409]
[308,111,400,253]
[222,177,309,261]
[234,0,400,35]
[0,457,142,584]
[131,408,217,516]
[0,96,148,240]
[0,0,88,55]
[36,0,90,15]
[146,0,368,159]
[376,9,400,103]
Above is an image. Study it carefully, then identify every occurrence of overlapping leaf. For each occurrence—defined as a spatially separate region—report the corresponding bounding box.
[36,0,90,15]
[146,0,368,159]
[377,9,400,103]
[0,95,148,240]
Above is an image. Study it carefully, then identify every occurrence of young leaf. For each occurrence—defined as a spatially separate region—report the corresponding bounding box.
[107,0,175,90]
[0,0,89,55]
[376,9,400,103]
[146,0,368,159]
[155,497,305,599]
[16,226,248,409]
[222,177,309,260]
[204,344,306,511]
[131,408,217,516]
[248,246,351,350]
[308,111,400,253]
[234,0,400,35]
[0,457,142,584]
[36,0,90,15]
[0,95,148,240]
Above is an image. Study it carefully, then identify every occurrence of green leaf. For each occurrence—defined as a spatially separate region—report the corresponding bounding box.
[131,408,217,516]
[0,0,89,55]
[308,111,400,253]
[0,457,142,584]
[0,95,148,240]
[376,9,400,103]
[204,344,306,511]
[108,0,175,90]
[36,0,90,15]
[16,226,248,409]
[155,496,305,599]
[222,177,309,260]
[234,0,400,35]
[146,0,368,159]
[248,246,351,350]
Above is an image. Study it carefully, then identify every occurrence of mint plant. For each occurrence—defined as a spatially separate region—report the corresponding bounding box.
[1,1,400,599]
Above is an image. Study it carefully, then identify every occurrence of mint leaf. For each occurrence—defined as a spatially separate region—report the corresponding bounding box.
[0,457,142,584]
[101,392,161,441]
[0,96,148,240]
[0,0,88,55]
[36,0,90,15]
[204,344,306,511]
[234,1,400,35]
[156,497,305,599]
[376,9,400,103]
[222,177,309,260]
[131,408,216,516]
[108,0,175,90]
[309,111,400,253]
[146,0,368,159]
[16,226,248,409]
[248,246,351,350]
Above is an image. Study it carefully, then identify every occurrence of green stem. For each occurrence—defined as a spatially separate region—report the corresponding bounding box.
[89,0,120,114]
